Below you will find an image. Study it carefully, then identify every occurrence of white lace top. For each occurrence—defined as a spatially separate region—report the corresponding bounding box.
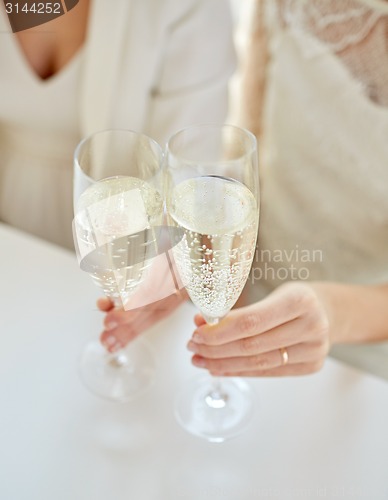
[278,0,388,106]
[244,0,388,377]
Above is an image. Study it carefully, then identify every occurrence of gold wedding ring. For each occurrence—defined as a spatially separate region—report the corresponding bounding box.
[280,347,289,366]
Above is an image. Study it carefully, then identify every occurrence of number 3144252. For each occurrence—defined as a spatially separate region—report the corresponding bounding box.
[5,3,62,14]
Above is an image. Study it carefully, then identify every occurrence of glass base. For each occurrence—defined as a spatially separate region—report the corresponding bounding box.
[78,338,155,403]
[174,374,254,442]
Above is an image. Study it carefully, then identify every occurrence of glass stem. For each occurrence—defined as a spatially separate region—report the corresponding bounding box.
[203,317,228,409]
[205,376,228,409]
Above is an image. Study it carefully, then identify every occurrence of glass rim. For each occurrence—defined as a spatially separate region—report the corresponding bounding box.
[166,123,258,163]
[73,128,164,175]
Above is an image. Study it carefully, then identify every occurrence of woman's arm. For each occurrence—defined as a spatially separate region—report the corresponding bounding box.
[312,282,388,344]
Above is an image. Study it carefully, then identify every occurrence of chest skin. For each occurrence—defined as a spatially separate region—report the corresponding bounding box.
[9,0,90,80]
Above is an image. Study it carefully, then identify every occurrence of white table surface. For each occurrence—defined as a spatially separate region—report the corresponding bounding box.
[1,223,388,500]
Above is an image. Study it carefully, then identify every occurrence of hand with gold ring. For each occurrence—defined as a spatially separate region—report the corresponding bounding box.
[187,282,331,377]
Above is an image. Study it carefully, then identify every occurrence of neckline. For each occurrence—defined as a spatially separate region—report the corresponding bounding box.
[15,40,84,87]
[1,6,86,86]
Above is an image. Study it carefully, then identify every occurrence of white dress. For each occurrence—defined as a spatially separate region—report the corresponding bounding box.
[0,0,235,249]
[246,0,388,377]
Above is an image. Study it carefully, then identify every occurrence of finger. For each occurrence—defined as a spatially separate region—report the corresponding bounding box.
[192,284,316,346]
[97,297,114,312]
[194,314,206,328]
[218,361,325,377]
[103,290,184,330]
[101,323,139,352]
[101,293,185,350]
[101,302,177,350]
[103,307,142,331]
[188,316,328,359]
[191,352,281,372]
[192,343,326,374]
[188,318,303,358]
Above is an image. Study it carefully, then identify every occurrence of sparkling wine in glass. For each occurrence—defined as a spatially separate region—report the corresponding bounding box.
[73,129,164,402]
[166,124,259,441]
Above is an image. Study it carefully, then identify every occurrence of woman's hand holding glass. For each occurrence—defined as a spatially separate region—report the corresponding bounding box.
[188,282,331,377]
[97,284,188,354]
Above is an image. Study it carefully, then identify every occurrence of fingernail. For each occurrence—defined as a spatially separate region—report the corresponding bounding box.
[192,332,204,344]
[106,321,118,331]
[110,342,123,353]
[187,341,198,353]
[104,335,117,346]
[103,336,123,353]
[103,336,122,352]
[192,356,206,368]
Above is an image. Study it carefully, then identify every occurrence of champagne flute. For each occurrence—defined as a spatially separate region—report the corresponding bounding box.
[73,129,164,402]
[166,124,259,442]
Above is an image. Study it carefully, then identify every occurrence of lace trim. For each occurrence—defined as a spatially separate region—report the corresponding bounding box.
[277,0,388,106]
[282,0,384,52]
[359,0,388,13]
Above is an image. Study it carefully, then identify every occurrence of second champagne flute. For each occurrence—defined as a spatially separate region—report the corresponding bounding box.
[166,124,260,442]
[73,129,164,402]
